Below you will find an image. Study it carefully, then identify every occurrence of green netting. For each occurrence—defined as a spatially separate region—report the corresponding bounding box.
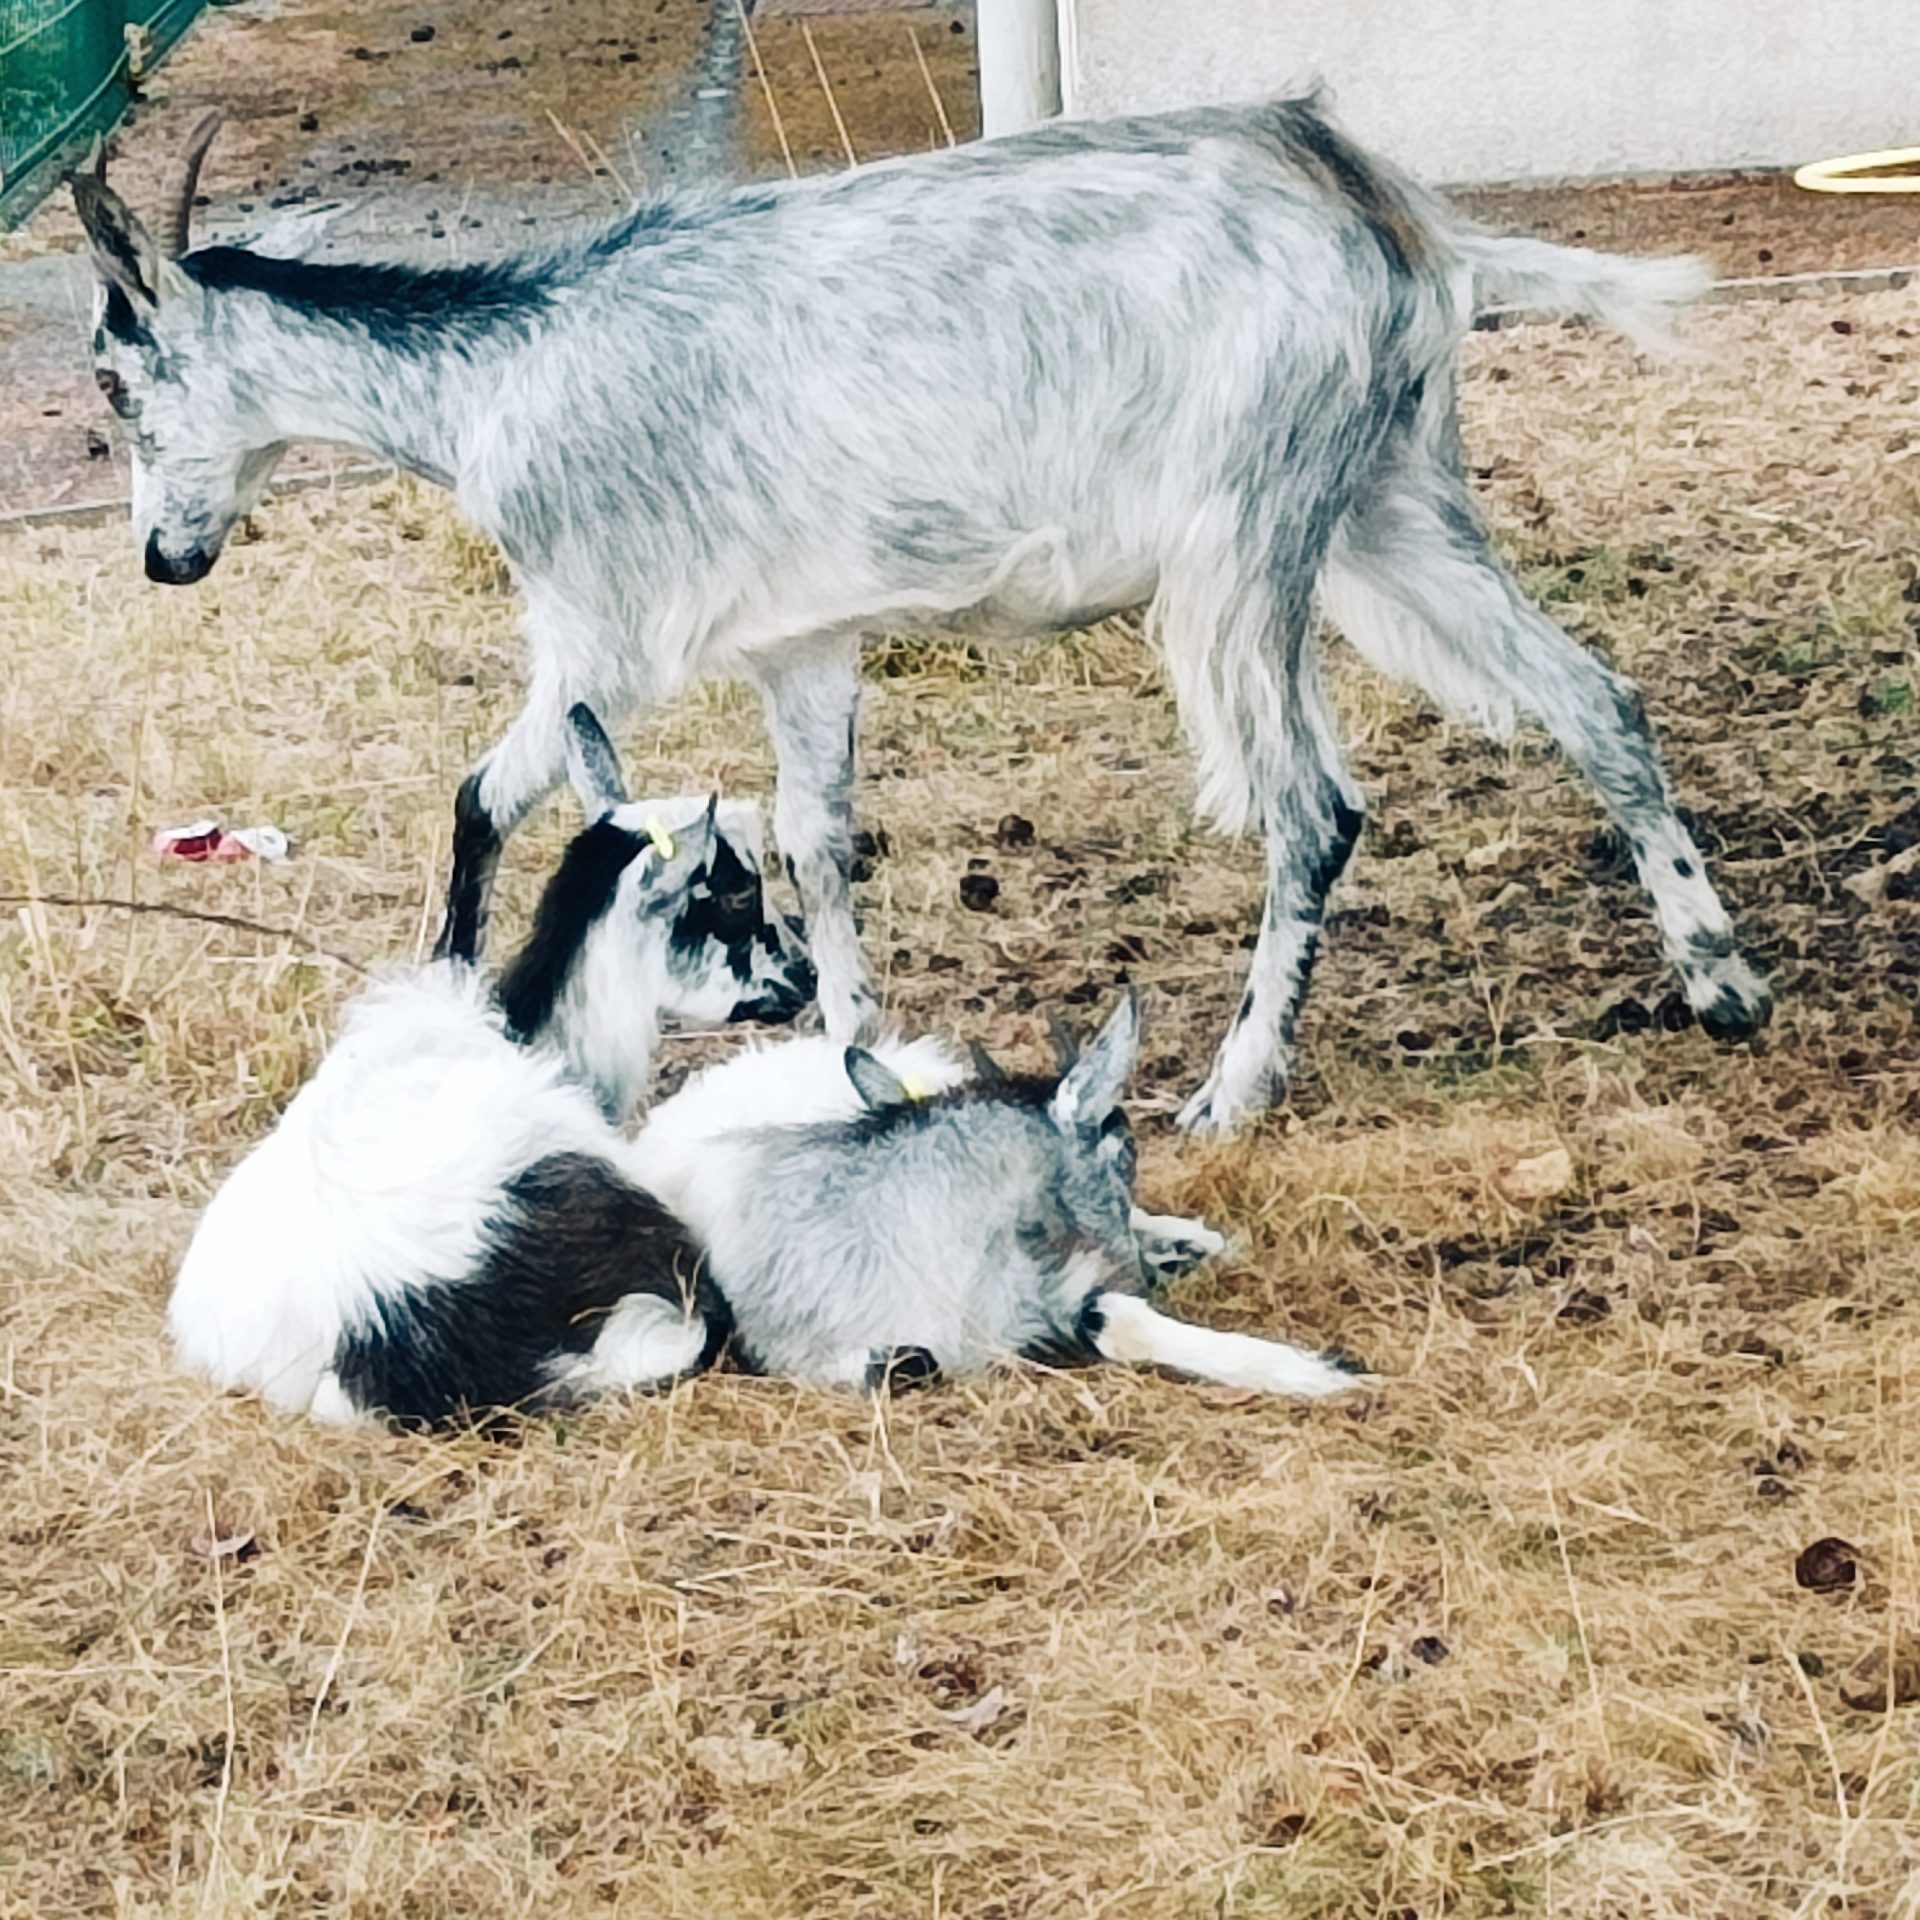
[0,0,205,224]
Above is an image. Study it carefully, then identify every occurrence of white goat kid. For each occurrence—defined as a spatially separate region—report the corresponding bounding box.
[169,714,812,1426]
[74,97,1769,1140]
[625,993,1358,1396]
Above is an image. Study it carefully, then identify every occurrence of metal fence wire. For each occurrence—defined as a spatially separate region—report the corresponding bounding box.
[0,0,206,224]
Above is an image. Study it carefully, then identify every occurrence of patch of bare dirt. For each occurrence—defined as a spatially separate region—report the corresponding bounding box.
[11,0,717,258]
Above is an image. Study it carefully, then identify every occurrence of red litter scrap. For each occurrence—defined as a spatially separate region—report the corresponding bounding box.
[151,819,291,864]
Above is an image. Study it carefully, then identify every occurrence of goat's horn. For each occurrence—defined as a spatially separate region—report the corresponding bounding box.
[159,109,223,259]
[63,137,105,190]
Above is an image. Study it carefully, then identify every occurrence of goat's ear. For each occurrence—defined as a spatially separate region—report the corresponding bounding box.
[72,174,164,310]
[967,1040,1007,1084]
[564,704,628,822]
[845,1046,911,1112]
[1049,990,1139,1133]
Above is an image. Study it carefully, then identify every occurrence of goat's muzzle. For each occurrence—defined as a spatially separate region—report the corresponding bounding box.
[144,532,215,585]
[734,956,816,1027]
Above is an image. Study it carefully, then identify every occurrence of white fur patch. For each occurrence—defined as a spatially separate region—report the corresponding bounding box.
[625,1030,967,1218]
[1130,1208,1229,1275]
[554,1294,709,1393]
[1091,1293,1359,1399]
[169,965,615,1416]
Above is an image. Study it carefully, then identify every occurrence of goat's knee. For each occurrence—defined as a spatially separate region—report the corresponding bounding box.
[1179,782,1363,1137]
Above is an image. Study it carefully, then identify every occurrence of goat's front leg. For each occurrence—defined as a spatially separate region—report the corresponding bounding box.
[1088,1293,1364,1398]
[1130,1207,1229,1282]
[755,641,879,1042]
[1178,735,1363,1139]
[434,663,588,962]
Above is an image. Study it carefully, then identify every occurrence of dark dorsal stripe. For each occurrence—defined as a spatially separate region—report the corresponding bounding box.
[1267,100,1429,278]
[184,246,555,351]
[494,819,644,1042]
[834,1072,1056,1147]
[330,1153,729,1428]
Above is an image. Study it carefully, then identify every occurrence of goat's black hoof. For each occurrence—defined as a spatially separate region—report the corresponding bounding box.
[1696,981,1773,1043]
[871,1347,942,1394]
[1319,1344,1371,1378]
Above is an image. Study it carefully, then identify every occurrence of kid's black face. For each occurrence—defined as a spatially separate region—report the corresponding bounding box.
[492,814,815,1045]
[667,830,814,1024]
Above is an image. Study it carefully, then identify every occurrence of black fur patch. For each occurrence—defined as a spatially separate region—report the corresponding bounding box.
[433,771,503,964]
[584,190,781,259]
[100,282,153,348]
[495,819,644,1040]
[1311,795,1366,900]
[670,830,765,982]
[186,247,554,350]
[1020,1290,1111,1370]
[331,1153,726,1427]
[868,1347,944,1394]
[1270,102,1428,277]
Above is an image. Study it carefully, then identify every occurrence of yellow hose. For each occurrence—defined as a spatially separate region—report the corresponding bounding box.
[1795,147,1920,193]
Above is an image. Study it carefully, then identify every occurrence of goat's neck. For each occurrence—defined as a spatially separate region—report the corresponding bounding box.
[545,958,665,1126]
[222,304,502,490]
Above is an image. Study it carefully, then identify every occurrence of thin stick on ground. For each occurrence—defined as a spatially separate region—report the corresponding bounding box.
[115,615,159,1005]
[735,0,796,180]
[801,22,858,170]
[906,25,956,149]
[0,893,369,973]
[545,109,634,205]
[1547,1477,1614,1769]
[306,1507,385,1757]
[1782,1634,1856,1890]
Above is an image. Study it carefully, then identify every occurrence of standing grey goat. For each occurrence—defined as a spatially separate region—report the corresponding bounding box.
[72,99,1769,1135]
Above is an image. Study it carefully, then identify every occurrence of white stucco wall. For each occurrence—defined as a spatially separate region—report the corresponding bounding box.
[1055,0,1920,184]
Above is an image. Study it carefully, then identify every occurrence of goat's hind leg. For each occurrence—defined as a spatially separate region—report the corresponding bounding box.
[1089,1292,1364,1398]
[1321,459,1770,1040]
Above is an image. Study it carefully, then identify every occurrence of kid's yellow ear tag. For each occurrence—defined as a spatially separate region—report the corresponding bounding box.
[900,1076,930,1103]
[644,816,677,861]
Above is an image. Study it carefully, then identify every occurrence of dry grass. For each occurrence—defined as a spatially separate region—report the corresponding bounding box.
[5,286,1920,1917]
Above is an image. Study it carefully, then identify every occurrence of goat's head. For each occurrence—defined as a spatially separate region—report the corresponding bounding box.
[494,708,815,1117]
[72,114,286,586]
[1041,990,1146,1275]
[846,990,1147,1283]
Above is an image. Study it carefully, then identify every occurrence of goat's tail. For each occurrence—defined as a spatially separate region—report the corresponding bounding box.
[1449,228,1713,356]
